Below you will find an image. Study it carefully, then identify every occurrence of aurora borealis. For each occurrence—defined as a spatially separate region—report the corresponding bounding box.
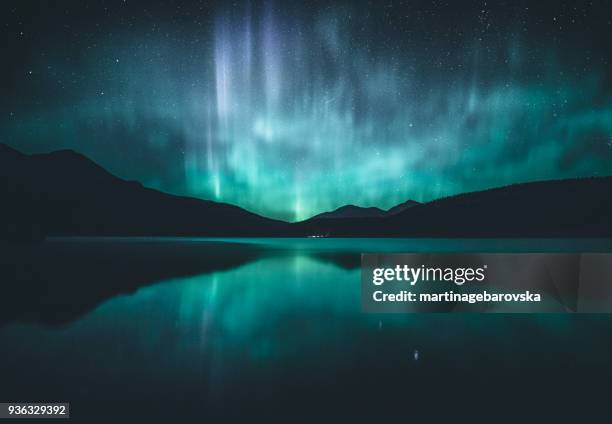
[2,1,612,221]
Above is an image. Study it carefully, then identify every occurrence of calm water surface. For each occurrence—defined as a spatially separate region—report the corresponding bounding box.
[1,238,612,421]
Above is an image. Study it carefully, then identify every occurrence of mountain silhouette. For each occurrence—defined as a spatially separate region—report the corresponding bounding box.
[311,205,386,219]
[311,200,419,220]
[296,176,612,237]
[2,143,612,239]
[384,200,420,216]
[0,144,289,239]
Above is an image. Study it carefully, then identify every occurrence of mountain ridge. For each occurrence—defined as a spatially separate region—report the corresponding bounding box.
[2,143,612,239]
[295,175,612,237]
[310,200,420,220]
[0,143,290,240]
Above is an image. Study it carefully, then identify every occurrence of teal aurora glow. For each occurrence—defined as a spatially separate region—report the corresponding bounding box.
[2,1,612,221]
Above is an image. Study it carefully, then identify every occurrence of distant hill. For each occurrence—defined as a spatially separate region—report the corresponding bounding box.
[295,176,612,237]
[384,200,420,216]
[0,144,289,240]
[311,205,385,219]
[311,200,419,220]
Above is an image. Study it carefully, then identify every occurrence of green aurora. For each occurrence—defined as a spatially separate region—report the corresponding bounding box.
[2,1,612,221]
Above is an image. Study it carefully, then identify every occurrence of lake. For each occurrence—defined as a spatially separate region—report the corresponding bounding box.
[1,237,612,421]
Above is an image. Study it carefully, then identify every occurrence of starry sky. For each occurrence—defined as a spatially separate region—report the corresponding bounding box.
[1,0,612,221]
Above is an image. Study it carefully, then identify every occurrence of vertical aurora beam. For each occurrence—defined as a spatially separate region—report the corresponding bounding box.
[214,14,233,157]
[262,6,282,122]
[195,4,612,220]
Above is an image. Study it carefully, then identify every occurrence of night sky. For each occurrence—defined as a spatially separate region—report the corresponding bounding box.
[2,1,612,221]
